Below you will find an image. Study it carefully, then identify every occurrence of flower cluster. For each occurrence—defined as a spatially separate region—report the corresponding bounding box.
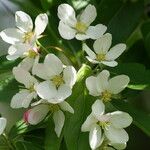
[0,3,133,150]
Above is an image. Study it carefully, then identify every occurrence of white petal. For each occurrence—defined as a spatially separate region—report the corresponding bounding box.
[11,90,30,108]
[57,4,77,27]
[96,70,110,92]
[105,126,129,143]
[15,11,33,32]
[79,4,96,26]
[58,21,76,40]
[82,43,96,59]
[18,57,34,71]
[44,54,63,76]
[86,76,100,96]
[92,100,105,119]
[93,33,112,54]
[106,44,126,61]
[89,124,102,150]
[110,111,132,129]
[86,56,100,64]
[86,24,107,40]
[27,104,49,125]
[59,101,74,113]
[36,81,57,101]
[101,61,118,67]
[108,75,130,94]
[110,142,127,150]
[53,110,65,137]
[81,113,97,132]
[13,67,37,88]
[35,13,48,36]
[75,33,89,40]
[32,63,49,80]
[0,118,7,135]
[56,84,72,101]
[63,66,77,88]
[0,28,24,44]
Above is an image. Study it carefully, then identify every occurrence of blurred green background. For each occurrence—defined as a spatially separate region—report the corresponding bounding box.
[0,0,150,149]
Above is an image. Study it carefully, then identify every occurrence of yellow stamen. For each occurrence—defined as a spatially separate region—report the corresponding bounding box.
[51,75,64,88]
[23,32,34,43]
[75,22,87,33]
[96,54,106,61]
[101,90,112,102]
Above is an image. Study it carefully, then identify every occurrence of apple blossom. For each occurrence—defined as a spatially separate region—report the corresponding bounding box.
[83,33,126,67]
[10,67,38,108]
[86,70,129,102]
[24,100,74,137]
[33,53,77,103]
[58,4,107,40]
[81,100,132,150]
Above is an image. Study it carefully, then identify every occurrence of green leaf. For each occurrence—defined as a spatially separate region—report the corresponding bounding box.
[109,63,150,90]
[64,64,93,150]
[44,118,63,150]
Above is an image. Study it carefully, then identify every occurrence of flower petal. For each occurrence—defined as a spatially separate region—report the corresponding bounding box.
[0,118,7,135]
[11,90,31,108]
[86,56,100,64]
[96,70,110,92]
[105,126,129,143]
[15,11,33,32]
[27,104,49,125]
[58,21,76,40]
[63,66,77,88]
[35,13,48,36]
[13,67,37,88]
[108,75,130,94]
[106,44,126,61]
[44,54,63,76]
[75,33,89,40]
[36,81,57,101]
[92,100,105,119]
[101,61,118,67]
[110,111,132,129]
[81,113,97,132]
[6,44,29,60]
[18,57,35,71]
[93,33,112,54]
[56,84,72,101]
[86,24,107,40]
[0,28,24,44]
[53,110,65,137]
[58,4,77,27]
[110,142,127,150]
[89,124,102,150]
[82,43,96,60]
[79,4,96,26]
[59,101,74,113]
[86,76,100,96]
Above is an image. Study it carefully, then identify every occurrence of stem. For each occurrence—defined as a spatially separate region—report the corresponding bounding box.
[2,133,15,150]
[36,40,49,54]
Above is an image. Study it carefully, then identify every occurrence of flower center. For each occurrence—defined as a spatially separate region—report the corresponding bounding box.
[29,84,35,92]
[96,54,106,61]
[101,90,112,102]
[98,115,111,129]
[51,75,64,88]
[49,104,60,112]
[75,22,87,33]
[23,31,34,43]
[27,49,38,58]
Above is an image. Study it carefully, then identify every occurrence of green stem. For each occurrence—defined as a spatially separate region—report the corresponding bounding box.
[36,40,49,54]
[2,133,15,150]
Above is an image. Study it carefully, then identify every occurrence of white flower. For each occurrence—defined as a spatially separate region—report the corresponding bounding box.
[0,11,48,45]
[0,118,7,135]
[57,4,107,40]
[33,54,77,103]
[83,33,126,67]
[11,67,38,108]
[86,70,129,102]
[81,100,132,150]
[24,101,74,137]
